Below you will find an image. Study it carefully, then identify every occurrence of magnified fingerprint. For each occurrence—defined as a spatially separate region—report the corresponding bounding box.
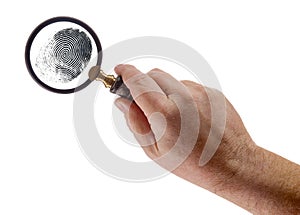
[36,28,92,83]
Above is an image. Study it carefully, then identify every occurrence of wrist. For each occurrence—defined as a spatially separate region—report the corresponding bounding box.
[194,135,256,193]
[198,137,261,212]
[209,139,300,214]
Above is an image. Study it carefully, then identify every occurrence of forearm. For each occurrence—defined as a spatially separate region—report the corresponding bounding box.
[231,145,300,214]
[203,142,300,214]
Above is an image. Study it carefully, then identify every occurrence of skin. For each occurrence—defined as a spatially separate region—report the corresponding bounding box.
[114,64,300,214]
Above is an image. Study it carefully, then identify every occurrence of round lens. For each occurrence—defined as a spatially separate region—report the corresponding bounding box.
[25,16,102,94]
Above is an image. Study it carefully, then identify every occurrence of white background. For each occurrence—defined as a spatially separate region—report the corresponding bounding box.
[1,0,300,214]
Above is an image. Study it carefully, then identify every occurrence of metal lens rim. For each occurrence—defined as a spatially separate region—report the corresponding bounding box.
[25,16,102,94]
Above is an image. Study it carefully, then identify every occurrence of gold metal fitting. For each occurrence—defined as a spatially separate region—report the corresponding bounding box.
[88,65,116,88]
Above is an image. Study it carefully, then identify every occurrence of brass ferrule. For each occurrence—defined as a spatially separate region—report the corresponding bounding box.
[88,65,116,88]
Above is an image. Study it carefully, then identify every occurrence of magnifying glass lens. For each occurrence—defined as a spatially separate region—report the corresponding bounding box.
[25,16,132,100]
[25,17,102,94]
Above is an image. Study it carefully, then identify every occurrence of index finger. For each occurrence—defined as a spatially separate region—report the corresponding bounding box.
[114,64,169,117]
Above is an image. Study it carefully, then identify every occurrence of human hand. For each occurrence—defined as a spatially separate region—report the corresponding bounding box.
[114,64,300,214]
[114,64,253,186]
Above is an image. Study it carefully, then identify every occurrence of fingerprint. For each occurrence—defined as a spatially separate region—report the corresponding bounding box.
[36,28,92,83]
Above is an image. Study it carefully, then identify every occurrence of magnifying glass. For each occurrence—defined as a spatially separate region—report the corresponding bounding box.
[25,16,132,100]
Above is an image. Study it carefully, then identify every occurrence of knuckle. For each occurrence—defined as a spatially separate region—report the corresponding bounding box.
[182,80,206,95]
[148,68,163,73]
[147,68,165,76]
[127,73,148,86]
[124,64,137,70]
[205,87,225,98]
[181,80,195,85]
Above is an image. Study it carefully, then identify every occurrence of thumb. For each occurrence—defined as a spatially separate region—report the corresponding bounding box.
[114,98,158,156]
[114,98,149,134]
[114,97,131,115]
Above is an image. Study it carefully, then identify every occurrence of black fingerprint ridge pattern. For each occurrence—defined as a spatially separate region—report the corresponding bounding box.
[36,28,92,83]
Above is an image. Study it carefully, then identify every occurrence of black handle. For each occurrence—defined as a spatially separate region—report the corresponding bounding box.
[110,76,133,100]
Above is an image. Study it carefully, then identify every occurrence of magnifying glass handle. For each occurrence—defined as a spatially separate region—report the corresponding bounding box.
[110,76,133,100]
[89,66,133,100]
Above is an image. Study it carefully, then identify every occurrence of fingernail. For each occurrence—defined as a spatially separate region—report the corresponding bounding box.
[114,99,129,113]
